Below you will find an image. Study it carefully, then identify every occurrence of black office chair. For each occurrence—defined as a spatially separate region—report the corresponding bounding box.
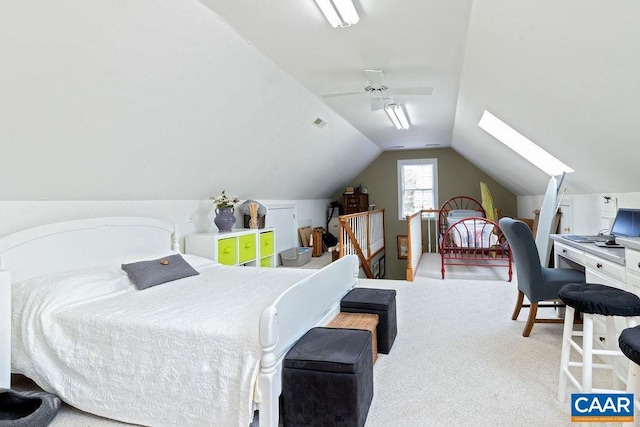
[499,217,586,337]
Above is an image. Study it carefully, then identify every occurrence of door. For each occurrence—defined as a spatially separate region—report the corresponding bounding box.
[265,204,296,266]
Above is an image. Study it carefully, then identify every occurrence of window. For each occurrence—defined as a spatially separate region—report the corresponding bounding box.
[478,110,573,176]
[397,159,438,220]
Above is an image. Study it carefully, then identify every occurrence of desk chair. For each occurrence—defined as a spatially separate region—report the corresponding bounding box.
[499,218,586,337]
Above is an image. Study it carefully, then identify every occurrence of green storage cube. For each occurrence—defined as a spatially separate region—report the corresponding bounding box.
[260,257,272,268]
[261,231,274,257]
[217,237,236,265]
[238,233,256,263]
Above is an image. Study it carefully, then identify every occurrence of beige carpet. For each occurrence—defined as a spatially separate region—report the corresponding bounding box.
[11,254,605,426]
[363,254,570,426]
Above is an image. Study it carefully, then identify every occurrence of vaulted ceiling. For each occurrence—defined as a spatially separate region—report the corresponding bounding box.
[0,0,381,201]
[201,0,640,196]
[2,1,639,201]
[199,0,472,152]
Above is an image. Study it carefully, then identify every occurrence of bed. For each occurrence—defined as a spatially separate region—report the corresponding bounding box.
[0,217,360,427]
[438,196,512,281]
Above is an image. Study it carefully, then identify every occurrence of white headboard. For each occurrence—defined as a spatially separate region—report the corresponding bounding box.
[0,217,178,282]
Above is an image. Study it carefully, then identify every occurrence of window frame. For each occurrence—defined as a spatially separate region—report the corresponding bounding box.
[397,158,438,220]
[478,110,573,176]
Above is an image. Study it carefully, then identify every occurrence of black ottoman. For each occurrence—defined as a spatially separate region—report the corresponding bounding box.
[0,389,61,427]
[341,288,397,354]
[282,327,373,427]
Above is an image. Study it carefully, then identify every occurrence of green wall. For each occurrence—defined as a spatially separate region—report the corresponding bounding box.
[333,148,517,280]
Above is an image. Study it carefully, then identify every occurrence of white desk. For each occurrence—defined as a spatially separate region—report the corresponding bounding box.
[552,235,640,378]
[552,235,640,293]
[551,235,627,291]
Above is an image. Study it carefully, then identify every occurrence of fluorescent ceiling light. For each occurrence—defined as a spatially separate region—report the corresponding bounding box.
[314,0,359,28]
[385,103,410,129]
[478,110,574,176]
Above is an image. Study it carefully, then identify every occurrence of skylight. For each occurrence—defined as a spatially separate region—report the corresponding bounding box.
[478,110,574,176]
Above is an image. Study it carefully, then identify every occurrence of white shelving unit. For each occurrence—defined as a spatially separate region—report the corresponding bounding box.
[185,228,276,267]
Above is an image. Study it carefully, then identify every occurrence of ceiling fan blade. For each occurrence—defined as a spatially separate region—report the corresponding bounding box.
[321,90,365,99]
[388,87,434,96]
[364,69,385,88]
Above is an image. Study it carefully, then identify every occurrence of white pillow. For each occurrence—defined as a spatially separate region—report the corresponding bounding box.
[451,219,496,247]
[180,253,219,270]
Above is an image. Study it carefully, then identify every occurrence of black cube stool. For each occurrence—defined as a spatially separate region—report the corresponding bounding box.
[341,288,397,354]
[558,283,640,402]
[282,327,373,427]
[0,389,61,427]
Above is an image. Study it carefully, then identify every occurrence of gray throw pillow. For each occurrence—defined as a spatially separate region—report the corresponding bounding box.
[122,254,199,290]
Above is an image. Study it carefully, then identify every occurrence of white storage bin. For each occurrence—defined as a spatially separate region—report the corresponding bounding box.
[280,247,312,267]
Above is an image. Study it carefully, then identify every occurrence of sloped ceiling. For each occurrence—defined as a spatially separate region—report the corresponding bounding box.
[198,0,640,197]
[198,0,473,152]
[453,0,640,196]
[0,0,380,201]
[2,1,639,201]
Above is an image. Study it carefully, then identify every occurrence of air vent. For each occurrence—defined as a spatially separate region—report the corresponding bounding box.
[425,143,441,147]
[312,117,327,128]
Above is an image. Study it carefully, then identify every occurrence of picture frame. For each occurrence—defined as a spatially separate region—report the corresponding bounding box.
[372,259,380,279]
[379,255,385,278]
[397,235,408,259]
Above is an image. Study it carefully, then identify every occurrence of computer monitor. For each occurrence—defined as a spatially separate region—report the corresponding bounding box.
[611,208,640,237]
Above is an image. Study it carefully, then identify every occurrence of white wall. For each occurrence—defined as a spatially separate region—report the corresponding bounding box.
[0,0,375,259]
[518,191,640,235]
[0,199,329,251]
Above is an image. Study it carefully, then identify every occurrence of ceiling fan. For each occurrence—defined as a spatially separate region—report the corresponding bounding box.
[321,69,433,111]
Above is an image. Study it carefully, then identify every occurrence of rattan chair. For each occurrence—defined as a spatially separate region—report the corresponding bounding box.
[499,217,586,337]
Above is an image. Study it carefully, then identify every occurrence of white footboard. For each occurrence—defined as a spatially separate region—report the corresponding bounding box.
[0,270,10,389]
[257,254,359,427]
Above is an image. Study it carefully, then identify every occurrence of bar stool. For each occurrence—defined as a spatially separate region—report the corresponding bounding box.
[558,283,640,402]
[619,326,640,413]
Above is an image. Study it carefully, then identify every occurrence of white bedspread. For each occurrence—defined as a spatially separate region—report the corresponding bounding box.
[12,259,314,427]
